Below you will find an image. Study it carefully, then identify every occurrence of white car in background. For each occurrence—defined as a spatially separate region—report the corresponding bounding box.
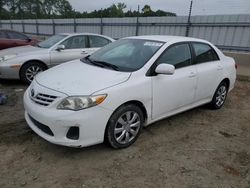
[0,33,114,83]
[23,35,236,149]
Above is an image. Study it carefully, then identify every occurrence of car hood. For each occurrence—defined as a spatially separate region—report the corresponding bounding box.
[35,60,131,96]
[0,45,48,57]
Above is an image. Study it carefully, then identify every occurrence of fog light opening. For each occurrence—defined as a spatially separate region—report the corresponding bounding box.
[66,126,79,140]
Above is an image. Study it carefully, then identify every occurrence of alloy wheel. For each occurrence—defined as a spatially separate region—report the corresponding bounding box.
[114,111,141,145]
[25,65,43,82]
[215,85,227,107]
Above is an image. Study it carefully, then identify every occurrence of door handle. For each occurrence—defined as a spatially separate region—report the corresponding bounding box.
[217,65,223,70]
[81,51,88,54]
[189,72,196,78]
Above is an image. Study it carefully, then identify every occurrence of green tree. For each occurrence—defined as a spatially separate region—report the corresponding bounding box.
[54,0,74,17]
[2,1,176,19]
[117,2,126,16]
[0,0,6,18]
[142,5,152,13]
[5,0,19,14]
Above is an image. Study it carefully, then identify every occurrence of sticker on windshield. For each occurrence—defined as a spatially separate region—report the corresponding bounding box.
[144,42,163,47]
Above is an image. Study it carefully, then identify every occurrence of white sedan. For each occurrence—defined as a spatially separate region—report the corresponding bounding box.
[23,35,236,149]
[0,33,114,83]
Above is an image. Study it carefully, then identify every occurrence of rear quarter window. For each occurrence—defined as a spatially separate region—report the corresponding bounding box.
[192,43,219,64]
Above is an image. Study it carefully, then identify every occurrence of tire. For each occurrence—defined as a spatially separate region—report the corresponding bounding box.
[209,81,228,109]
[20,62,47,84]
[105,104,144,149]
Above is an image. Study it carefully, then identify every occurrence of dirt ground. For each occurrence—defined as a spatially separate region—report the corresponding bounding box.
[0,79,249,188]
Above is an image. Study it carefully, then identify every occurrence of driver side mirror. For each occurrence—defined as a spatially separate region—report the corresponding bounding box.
[155,64,175,75]
[56,44,65,51]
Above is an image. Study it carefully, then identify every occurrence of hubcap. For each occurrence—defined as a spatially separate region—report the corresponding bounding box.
[114,111,141,145]
[215,85,227,107]
[26,66,43,82]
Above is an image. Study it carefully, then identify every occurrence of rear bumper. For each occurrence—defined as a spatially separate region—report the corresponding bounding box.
[228,72,236,92]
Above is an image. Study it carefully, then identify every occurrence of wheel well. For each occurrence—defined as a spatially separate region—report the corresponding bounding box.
[221,78,230,89]
[121,100,148,122]
[19,60,48,78]
[104,100,148,143]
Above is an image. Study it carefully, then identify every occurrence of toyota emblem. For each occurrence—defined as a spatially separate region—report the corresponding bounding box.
[31,89,35,97]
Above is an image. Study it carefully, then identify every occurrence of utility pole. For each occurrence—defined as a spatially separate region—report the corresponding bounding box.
[135,5,140,36]
[186,0,193,37]
[100,8,103,35]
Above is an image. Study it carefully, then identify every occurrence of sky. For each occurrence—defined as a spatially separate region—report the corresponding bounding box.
[67,0,250,16]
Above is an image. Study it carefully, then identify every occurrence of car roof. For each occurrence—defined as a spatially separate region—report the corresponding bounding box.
[125,35,209,44]
[59,33,115,40]
[0,29,22,33]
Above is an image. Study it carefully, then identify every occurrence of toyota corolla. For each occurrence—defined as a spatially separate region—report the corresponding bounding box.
[23,35,236,149]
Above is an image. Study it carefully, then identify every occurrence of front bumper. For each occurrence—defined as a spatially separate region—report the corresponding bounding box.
[23,87,113,147]
[0,63,20,79]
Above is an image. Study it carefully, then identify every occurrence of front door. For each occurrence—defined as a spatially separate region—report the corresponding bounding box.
[50,35,88,66]
[152,43,198,119]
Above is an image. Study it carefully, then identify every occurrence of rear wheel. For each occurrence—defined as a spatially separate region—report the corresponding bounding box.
[105,104,144,149]
[20,62,46,84]
[210,81,228,109]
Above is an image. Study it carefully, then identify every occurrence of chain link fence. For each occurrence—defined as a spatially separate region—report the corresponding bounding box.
[0,14,250,52]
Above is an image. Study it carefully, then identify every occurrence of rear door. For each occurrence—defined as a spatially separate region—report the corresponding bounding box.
[50,35,88,66]
[191,42,223,101]
[152,42,198,119]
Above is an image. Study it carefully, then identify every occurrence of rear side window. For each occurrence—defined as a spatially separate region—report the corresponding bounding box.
[61,35,86,49]
[89,36,110,48]
[193,43,219,63]
[156,43,192,69]
[7,31,28,40]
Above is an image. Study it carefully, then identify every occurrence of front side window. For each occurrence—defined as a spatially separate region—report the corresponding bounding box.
[61,35,86,49]
[156,43,191,69]
[7,31,28,40]
[37,34,66,48]
[89,36,110,48]
[193,43,219,63]
[86,39,164,72]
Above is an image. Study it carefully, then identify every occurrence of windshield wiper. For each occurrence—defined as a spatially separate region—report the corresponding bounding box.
[92,60,119,71]
[81,56,119,71]
[81,56,103,67]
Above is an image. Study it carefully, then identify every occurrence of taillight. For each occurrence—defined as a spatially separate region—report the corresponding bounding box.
[235,63,238,69]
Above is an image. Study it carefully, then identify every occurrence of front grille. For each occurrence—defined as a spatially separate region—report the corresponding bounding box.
[31,93,57,106]
[28,114,54,136]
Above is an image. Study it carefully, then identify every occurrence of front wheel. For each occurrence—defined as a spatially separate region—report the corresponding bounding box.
[210,82,228,109]
[20,62,46,84]
[105,104,144,149]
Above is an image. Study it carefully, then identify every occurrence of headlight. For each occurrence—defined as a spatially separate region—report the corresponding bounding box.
[57,95,107,111]
[0,54,17,62]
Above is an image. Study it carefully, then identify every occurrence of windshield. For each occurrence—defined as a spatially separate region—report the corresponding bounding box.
[86,39,164,72]
[37,34,67,48]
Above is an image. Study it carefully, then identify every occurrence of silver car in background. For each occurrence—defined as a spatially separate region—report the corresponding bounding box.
[0,33,114,83]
